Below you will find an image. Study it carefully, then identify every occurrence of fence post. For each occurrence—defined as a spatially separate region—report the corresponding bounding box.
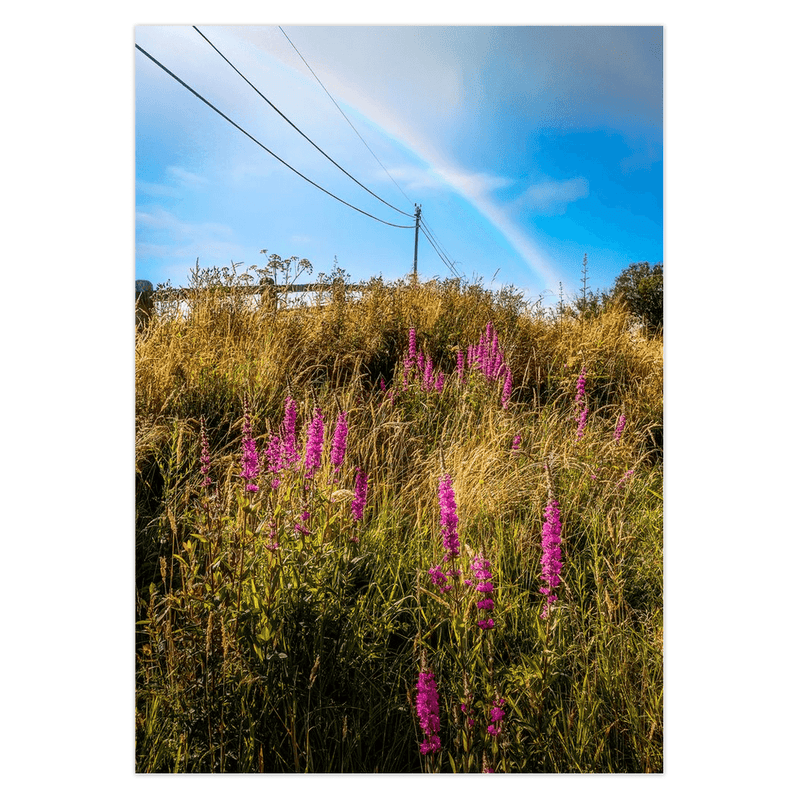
[136,280,154,331]
[259,276,277,311]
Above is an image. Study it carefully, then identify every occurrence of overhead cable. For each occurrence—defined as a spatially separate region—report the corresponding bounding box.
[278,26,415,208]
[420,225,462,279]
[135,44,415,230]
[420,214,457,270]
[193,26,413,219]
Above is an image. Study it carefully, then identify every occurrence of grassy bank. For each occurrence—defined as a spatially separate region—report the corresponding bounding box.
[135,270,662,773]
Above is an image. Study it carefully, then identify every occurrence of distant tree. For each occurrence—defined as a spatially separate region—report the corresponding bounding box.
[611,261,663,334]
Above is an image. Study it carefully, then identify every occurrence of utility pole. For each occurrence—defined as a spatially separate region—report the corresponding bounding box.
[413,204,421,279]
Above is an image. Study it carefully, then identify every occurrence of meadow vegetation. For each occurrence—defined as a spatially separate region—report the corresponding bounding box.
[135,262,663,773]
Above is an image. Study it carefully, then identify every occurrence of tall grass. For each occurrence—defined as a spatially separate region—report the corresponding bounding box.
[135,271,662,772]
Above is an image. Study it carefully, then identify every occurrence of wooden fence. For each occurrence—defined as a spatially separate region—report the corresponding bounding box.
[135,277,362,330]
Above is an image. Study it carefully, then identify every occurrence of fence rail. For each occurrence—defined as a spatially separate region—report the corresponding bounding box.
[135,277,363,329]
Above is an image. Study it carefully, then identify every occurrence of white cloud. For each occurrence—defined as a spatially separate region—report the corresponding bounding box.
[516,177,590,214]
[166,166,209,188]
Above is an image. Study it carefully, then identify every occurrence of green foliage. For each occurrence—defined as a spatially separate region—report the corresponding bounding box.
[611,261,663,335]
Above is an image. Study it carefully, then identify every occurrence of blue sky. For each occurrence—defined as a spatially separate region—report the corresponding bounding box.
[135,25,662,304]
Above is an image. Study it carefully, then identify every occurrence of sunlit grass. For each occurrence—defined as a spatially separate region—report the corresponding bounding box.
[135,270,662,772]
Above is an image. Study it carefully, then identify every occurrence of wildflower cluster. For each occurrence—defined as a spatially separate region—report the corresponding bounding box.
[614,413,627,441]
[351,468,368,522]
[466,321,513,408]
[239,398,260,492]
[539,496,563,617]
[415,670,442,755]
[428,474,461,593]
[330,411,349,474]
[304,408,325,479]
[470,554,496,631]
[487,698,506,737]
[403,328,446,394]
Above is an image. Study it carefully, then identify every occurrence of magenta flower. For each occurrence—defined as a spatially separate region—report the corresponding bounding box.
[428,564,451,593]
[539,496,563,616]
[351,468,368,521]
[423,356,434,391]
[265,434,283,489]
[576,404,588,440]
[239,399,260,492]
[281,396,299,468]
[501,368,513,409]
[575,367,587,404]
[304,408,324,478]
[616,467,635,488]
[415,670,442,755]
[438,474,460,562]
[408,328,417,361]
[614,413,627,441]
[199,417,212,488]
[435,372,445,393]
[471,554,496,631]
[330,411,348,472]
[487,698,506,737]
[511,434,521,451]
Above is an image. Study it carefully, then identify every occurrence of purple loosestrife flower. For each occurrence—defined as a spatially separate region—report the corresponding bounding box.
[408,328,417,361]
[423,356,434,391]
[351,468,368,522]
[200,417,212,488]
[266,434,284,489]
[511,434,521,451]
[576,404,588,440]
[539,497,563,617]
[428,564,452,594]
[487,698,506,737]
[330,411,348,473]
[456,349,465,383]
[304,408,324,479]
[501,368,513,409]
[239,400,260,492]
[415,670,442,755]
[471,554,496,630]
[438,474,460,562]
[616,467,634,488]
[614,413,627,441]
[435,372,445,394]
[281,396,299,469]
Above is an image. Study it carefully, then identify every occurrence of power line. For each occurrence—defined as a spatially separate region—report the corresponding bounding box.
[419,216,463,279]
[278,26,415,209]
[420,223,461,279]
[420,213,457,269]
[135,44,415,230]
[193,26,413,219]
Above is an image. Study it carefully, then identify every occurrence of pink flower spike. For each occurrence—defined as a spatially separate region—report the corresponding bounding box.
[438,474,460,562]
[408,328,417,361]
[415,670,442,755]
[239,399,260,492]
[539,497,563,616]
[330,411,348,472]
[304,408,325,478]
[351,468,368,521]
[614,413,627,441]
